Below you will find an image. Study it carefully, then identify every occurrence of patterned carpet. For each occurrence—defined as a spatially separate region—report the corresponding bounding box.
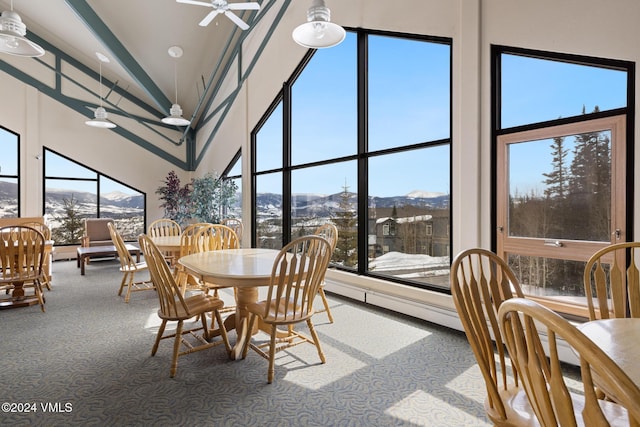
[1,258,491,426]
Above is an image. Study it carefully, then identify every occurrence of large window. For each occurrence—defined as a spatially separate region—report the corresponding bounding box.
[253,30,452,290]
[494,46,633,316]
[43,148,145,244]
[222,150,242,220]
[0,126,19,218]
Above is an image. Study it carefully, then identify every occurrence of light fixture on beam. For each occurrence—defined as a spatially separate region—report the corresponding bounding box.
[292,0,345,49]
[85,52,116,129]
[0,1,44,57]
[162,46,190,127]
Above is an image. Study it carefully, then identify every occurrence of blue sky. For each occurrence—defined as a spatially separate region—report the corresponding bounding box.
[258,32,451,197]
[502,54,626,194]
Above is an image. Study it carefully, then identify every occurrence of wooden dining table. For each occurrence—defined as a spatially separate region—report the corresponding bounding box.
[178,248,282,359]
[577,318,640,402]
[149,235,182,253]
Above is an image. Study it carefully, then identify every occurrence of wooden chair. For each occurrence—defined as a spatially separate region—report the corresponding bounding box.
[241,235,332,383]
[148,219,182,267]
[21,221,52,291]
[0,225,46,312]
[584,242,640,320]
[196,224,239,292]
[450,248,537,426]
[174,223,212,293]
[221,218,243,244]
[107,223,154,303]
[138,233,231,378]
[313,223,338,323]
[499,298,640,426]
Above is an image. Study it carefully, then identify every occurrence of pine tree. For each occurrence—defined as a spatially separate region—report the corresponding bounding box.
[51,194,85,245]
[331,184,358,267]
[542,136,569,200]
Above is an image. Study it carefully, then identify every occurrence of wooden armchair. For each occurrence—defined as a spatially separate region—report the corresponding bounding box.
[584,241,640,320]
[450,248,537,426]
[499,298,640,426]
[21,221,53,291]
[0,225,47,312]
[241,235,332,383]
[148,219,181,267]
[108,223,154,303]
[313,223,338,323]
[138,234,231,378]
[221,218,243,244]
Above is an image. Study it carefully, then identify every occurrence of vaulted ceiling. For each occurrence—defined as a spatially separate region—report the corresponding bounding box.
[0,0,296,169]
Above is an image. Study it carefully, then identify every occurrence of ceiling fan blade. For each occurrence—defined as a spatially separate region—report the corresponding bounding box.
[176,0,213,6]
[199,10,222,27]
[225,11,249,30]
[228,2,260,11]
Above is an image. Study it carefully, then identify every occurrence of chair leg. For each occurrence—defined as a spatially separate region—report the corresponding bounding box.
[36,279,45,312]
[307,319,326,364]
[170,320,184,378]
[212,310,232,354]
[241,314,257,360]
[124,272,134,303]
[200,313,210,340]
[267,326,278,384]
[152,320,167,356]
[318,286,334,323]
[117,273,127,296]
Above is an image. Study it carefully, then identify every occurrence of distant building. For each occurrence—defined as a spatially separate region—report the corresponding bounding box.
[368,207,449,258]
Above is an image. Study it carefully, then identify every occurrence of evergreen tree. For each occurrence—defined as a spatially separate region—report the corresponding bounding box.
[331,184,358,267]
[568,106,610,240]
[542,136,569,200]
[51,194,85,245]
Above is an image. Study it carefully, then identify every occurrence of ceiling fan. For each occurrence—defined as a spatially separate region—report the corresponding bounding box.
[176,0,260,30]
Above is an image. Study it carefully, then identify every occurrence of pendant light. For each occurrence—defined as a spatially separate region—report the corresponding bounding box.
[292,0,345,49]
[85,52,116,129]
[162,46,190,127]
[0,0,44,57]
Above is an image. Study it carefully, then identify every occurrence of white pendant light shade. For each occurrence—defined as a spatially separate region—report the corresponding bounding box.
[86,106,116,129]
[0,8,44,57]
[292,0,345,49]
[85,52,116,129]
[162,103,190,126]
[162,46,190,127]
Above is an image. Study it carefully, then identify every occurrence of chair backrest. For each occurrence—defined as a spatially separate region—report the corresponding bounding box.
[139,234,190,318]
[178,223,212,258]
[21,221,51,240]
[584,241,640,320]
[107,223,137,269]
[0,225,46,283]
[450,248,525,423]
[193,224,239,253]
[260,235,332,322]
[84,218,115,245]
[499,298,640,426]
[314,223,338,253]
[221,218,243,243]
[148,219,181,238]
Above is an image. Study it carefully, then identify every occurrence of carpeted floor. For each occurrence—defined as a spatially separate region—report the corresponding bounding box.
[1,257,492,426]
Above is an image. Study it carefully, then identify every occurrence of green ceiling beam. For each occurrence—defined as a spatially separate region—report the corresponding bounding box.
[65,0,172,114]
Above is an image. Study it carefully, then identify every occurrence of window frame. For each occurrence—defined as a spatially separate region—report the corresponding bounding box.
[492,45,635,317]
[42,147,147,244]
[0,125,20,218]
[252,28,453,292]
